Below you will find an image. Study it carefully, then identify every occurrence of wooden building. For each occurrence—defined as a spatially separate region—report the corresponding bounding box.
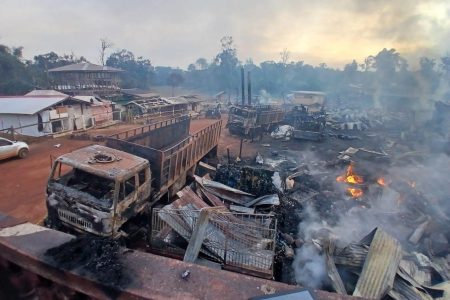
[48,62,122,98]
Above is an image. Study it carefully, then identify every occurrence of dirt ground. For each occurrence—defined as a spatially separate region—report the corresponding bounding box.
[0,118,228,224]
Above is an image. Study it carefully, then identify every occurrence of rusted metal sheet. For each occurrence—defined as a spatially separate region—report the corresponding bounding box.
[194,175,255,205]
[55,144,149,181]
[0,215,365,300]
[353,228,403,299]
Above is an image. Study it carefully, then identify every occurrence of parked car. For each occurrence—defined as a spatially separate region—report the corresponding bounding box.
[0,137,29,160]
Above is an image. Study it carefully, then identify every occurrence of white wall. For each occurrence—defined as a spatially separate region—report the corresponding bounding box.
[0,114,43,136]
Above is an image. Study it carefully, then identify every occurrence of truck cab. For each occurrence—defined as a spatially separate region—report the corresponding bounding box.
[45,145,151,237]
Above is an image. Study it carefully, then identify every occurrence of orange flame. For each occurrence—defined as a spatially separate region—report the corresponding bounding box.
[377,177,387,187]
[347,188,363,198]
[336,164,364,184]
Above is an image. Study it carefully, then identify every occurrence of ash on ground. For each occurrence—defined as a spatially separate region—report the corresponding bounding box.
[45,236,129,288]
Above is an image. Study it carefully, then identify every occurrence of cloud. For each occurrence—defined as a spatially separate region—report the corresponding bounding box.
[0,0,449,68]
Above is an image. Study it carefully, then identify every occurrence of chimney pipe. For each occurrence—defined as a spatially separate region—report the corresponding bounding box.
[241,67,245,106]
[247,71,252,106]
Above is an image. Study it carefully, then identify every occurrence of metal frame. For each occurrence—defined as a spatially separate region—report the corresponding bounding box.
[150,208,277,278]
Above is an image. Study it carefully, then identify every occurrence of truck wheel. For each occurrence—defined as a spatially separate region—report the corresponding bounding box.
[18,148,29,159]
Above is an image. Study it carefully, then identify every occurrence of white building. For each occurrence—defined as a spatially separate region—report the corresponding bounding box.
[0,95,88,137]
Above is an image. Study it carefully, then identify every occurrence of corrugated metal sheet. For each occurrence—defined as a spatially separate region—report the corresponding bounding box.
[353,228,403,299]
[0,96,70,115]
[25,90,68,96]
[48,62,122,72]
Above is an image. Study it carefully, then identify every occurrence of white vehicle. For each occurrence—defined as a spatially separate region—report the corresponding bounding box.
[0,137,29,160]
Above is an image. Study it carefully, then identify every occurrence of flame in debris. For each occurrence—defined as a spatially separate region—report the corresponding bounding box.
[336,164,364,184]
[347,188,363,198]
[377,177,387,187]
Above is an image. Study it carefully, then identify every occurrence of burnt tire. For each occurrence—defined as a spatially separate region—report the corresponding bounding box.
[18,148,28,159]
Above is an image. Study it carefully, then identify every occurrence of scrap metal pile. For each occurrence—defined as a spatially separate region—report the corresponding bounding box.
[150,166,281,278]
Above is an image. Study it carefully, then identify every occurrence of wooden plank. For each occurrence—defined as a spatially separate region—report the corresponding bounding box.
[324,239,347,295]
[183,209,211,263]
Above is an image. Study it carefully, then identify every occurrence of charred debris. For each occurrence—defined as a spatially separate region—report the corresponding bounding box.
[177,102,448,298]
[45,99,449,299]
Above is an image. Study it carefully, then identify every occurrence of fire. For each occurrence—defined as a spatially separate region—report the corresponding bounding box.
[347,188,363,198]
[336,164,364,184]
[377,177,387,186]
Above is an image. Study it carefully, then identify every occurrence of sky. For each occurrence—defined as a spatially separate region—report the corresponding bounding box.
[1,0,449,69]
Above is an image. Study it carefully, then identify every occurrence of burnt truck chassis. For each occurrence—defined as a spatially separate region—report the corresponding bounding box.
[227,105,284,138]
[46,116,222,237]
[285,106,327,141]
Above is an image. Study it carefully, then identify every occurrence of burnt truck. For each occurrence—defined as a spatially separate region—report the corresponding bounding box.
[227,105,284,138]
[285,105,327,141]
[45,116,222,237]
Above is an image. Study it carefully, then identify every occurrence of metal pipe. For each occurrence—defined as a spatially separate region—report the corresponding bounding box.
[239,139,243,158]
[247,71,251,106]
[241,67,245,106]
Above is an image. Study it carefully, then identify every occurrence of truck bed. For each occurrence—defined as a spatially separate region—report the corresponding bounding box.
[106,116,222,196]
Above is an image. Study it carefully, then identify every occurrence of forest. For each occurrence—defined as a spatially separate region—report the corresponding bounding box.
[1,36,449,106]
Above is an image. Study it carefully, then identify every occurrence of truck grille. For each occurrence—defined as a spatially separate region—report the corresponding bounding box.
[58,209,93,230]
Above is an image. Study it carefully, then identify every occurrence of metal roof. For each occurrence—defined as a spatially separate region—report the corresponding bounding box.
[48,62,123,73]
[56,144,149,181]
[25,90,68,97]
[73,95,110,106]
[291,90,326,96]
[121,88,159,98]
[0,96,71,115]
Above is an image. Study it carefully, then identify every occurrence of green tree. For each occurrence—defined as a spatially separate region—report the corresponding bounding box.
[212,36,240,95]
[0,45,33,95]
[106,49,154,88]
[166,72,184,96]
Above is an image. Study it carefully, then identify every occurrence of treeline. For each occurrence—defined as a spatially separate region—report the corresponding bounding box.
[1,36,450,107]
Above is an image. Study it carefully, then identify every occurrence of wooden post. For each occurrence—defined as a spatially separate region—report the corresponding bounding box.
[183,209,211,263]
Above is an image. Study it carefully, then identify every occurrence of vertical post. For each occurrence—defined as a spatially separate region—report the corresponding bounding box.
[241,67,245,106]
[239,138,243,159]
[247,71,251,106]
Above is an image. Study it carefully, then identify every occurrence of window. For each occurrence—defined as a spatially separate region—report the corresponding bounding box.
[119,176,136,201]
[0,139,12,146]
[138,169,147,186]
[51,162,74,180]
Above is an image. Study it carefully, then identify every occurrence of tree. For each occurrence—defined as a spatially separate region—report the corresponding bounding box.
[166,72,184,96]
[187,63,196,72]
[212,36,240,94]
[279,48,290,65]
[195,58,208,70]
[106,49,154,88]
[0,45,33,94]
[99,38,113,66]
